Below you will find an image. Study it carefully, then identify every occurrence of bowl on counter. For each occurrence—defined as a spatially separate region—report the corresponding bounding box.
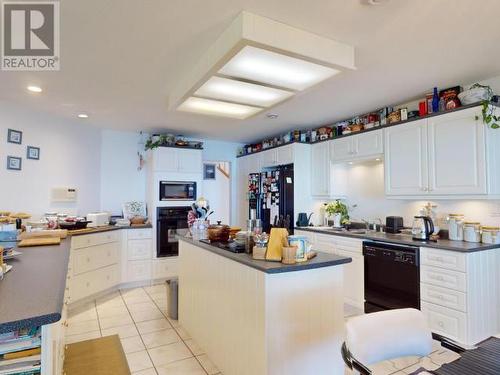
[58,220,91,230]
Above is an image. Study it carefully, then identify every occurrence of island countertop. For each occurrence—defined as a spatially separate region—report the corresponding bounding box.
[0,238,71,334]
[178,237,351,274]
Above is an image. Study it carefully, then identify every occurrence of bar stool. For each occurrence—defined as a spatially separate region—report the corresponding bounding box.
[342,308,448,374]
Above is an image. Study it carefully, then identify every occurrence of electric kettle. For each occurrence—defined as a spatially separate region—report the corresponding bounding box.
[411,216,434,241]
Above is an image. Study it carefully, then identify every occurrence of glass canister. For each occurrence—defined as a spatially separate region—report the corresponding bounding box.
[447,214,464,241]
[463,222,481,243]
[481,226,500,244]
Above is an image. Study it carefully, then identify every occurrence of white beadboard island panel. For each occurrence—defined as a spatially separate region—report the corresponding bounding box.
[179,239,346,375]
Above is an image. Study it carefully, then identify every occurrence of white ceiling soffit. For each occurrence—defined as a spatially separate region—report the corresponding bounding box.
[168,11,356,118]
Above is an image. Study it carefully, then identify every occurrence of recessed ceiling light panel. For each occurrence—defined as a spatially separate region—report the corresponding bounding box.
[77,113,89,119]
[218,46,340,91]
[27,85,42,93]
[178,97,262,119]
[195,76,293,107]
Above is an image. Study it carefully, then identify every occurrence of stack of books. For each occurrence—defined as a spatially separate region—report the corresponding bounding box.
[0,328,41,374]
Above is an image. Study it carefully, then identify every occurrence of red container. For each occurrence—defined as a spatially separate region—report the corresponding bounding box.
[419,101,427,116]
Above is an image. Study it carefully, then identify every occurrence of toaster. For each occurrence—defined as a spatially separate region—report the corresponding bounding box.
[87,212,110,227]
[385,216,404,233]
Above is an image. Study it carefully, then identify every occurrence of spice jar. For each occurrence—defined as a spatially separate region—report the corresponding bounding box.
[481,226,500,244]
[463,222,481,243]
[447,214,464,241]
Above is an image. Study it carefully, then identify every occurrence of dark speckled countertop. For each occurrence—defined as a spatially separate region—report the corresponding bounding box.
[179,237,351,274]
[295,227,500,253]
[0,239,71,334]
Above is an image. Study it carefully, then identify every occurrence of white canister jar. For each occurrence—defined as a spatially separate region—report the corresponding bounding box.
[481,226,500,244]
[447,214,464,241]
[463,222,481,243]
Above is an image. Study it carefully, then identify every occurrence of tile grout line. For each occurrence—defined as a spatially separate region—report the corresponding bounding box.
[94,299,103,338]
[147,285,210,375]
[120,287,159,375]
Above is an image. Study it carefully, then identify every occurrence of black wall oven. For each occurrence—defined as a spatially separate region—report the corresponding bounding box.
[159,181,196,201]
[157,206,190,257]
[363,241,420,313]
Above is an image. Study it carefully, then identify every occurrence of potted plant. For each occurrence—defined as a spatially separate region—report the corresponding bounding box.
[325,200,350,228]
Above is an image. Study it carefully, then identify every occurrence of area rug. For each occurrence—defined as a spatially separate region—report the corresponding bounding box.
[63,335,131,375]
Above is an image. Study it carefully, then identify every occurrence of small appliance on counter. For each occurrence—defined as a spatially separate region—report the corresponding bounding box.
[296,212,313,227]
[411,216,434,241]
[86,212,110,227]
[385,216,404,233]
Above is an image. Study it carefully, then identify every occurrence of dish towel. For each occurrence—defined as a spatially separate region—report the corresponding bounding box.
[266,228,289,261]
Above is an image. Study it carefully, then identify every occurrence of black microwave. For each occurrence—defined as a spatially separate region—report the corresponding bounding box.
[159,181,197,201]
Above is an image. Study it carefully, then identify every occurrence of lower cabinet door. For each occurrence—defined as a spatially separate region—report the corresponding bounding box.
[335,249,364,310]
[152,258,178,279]
[421,301,467,345]
[127,260,152,282]
[71,265,119,301]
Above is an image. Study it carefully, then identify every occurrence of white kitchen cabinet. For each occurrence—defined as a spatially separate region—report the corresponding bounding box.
[153,147,202,173]
[124,228,154,282]
[295,231,364,311]
[420,247,499,348]
[385,119,429,195]
[152,257,178,279]
[330,130,383,163]
[127,260,152,282]
[385,106,493,198]
[311,142,331,197]
[246,152,261,173]
[329,137,352,162]
[427,107,486,194]
[261,144,294,168]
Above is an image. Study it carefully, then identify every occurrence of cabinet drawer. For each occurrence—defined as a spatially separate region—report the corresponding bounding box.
[127,228,152,240]
[421,265,467,292]
[421,301,466,344]
[333,236,363,254]
[127,239,152,260]
[71,231,120,249]
[421,284,467,312]
[72,265,119,301]
[420,247,466,272]
[127,260,152,282]
[152,258,178,279]
[313,234,335,253]
[73,242,119,275]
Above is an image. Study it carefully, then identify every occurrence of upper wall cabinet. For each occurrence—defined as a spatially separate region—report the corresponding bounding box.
[153,147,202,174]
[385,106,493,198]
[311,142,331,197]
[330,130,383,163]
[260,144,294,168]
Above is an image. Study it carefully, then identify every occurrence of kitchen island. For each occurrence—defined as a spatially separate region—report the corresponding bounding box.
[178,237,352,375]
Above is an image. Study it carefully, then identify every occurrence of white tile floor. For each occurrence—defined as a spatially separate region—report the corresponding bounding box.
[66,284,459,375]
[66,284,220,375]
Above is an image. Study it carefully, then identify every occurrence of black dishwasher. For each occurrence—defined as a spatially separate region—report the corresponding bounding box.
[363,241,420,313]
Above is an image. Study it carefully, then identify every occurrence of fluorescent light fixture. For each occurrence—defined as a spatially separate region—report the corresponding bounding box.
[169,11,355,118]
[178,97,262,119]
[77,113,89,119]
[195,76,293,107]
[27,85,42,93]
[219,46,340,91]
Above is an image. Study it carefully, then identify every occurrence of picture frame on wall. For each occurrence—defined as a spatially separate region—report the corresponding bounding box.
[7,129,22,144]
[204,163,216,180]
[27,146,40,160]
[7,156,22,171]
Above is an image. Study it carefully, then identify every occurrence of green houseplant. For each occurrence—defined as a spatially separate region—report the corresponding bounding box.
[479,100,500,129]
[325,200,350,226]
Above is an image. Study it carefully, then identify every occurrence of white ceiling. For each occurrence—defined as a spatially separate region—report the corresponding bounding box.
[1,0,500,143]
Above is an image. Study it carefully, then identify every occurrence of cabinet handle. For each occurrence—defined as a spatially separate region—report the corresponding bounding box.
[429,275,445,281]
[429,256,444,262]
[86,257,90,263]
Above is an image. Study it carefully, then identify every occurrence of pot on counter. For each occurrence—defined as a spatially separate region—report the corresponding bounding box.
[207,221,231,243]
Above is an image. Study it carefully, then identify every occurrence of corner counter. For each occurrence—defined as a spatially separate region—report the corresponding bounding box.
[178,237,351,375]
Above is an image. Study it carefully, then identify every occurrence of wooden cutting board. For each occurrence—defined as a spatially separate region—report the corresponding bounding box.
[18,237,61,247]
[18,229,68,240]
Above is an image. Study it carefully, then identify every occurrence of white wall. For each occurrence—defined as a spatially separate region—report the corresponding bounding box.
[202,162,230,224]
[0,102,101,218]
[311,161,500,229]
[100,129,146,215]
